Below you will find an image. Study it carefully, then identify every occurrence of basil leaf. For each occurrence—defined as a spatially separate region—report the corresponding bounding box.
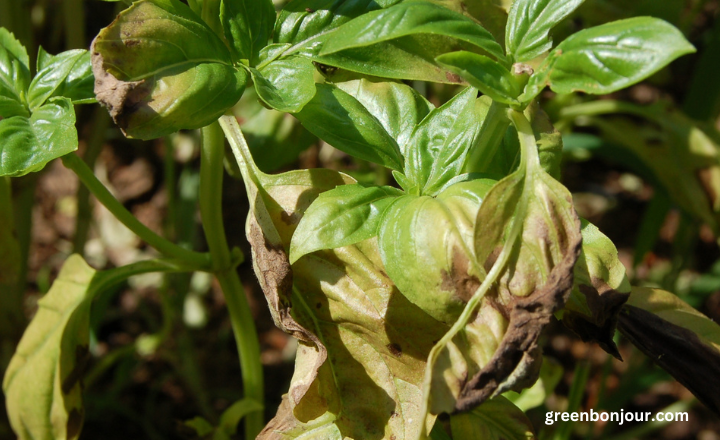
[436,51,522,105]
[92,0,247,138]
[28,48,94,109]
[294,83,404,170]
[378,179,495,325]
[0,28,31,117]
[425,0,509,44]
[221,0,276,64]
[0,97,77,177]
[289,184,403,263]
[251,56,316,113]
[404,87,484,195]
[450,396,535,440]
[335,78,434,152]
[527,17,695,97]
[320,1,505,62]
[505,0,585,62]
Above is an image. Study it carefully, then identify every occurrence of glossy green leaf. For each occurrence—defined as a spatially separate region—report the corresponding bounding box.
[378,179,496,325]
[3,255,96,440]
[336,79,434,152]
[294,83,404,170]
[450,396,535,440]
[91,0,246,138]
[436,51,521,105]
[619,287,720,414]
[527,17,695,97]
[404,87,484,195]
[221,115,446,440]
[505,0,585,62]
[290,184,403,263]
[425,0,509,44]
[320,1,505,62]
[0,97,77,177]
[251,56,316,113]
[561,220,630,358]
[503,357,562,411]
[421,111,581,426]
[0,28,30,118]
[29,48,94,109]
[220,0,275,64]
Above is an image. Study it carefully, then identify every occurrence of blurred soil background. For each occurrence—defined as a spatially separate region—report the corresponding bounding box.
[2,0,720,439]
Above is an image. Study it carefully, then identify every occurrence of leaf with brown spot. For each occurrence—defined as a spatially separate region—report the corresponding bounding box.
[561,219,630,359]
[420,110,581,429]
[618,287,720,415]
[91,0,247,139]
[222,116,451,439]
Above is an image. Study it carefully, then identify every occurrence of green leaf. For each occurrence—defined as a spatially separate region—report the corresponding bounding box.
[503,357,563,411]
[215,398,264,440]
[294,83,404,170]
[0,97,77,177]
[436,51,521,105]
[320,1,505,62]
[0,28,31,118]
[290,184,403,263]
[404,87,485,195]
[336,79,434,152]
[251,56,316,113]
[220,0,275,64]
[378,179,496,325]
[3,256,96,440]
[221,115,446,439]
[28,48,94,109]
[619,287,720,414]
[505,0,585,62]
[450,396,535,440]
[421,111,581,423]
[425,0,509,44]
[92,0,232,81]
[91,0,247,138]
[562,219,630,358]
[527,17,695,96]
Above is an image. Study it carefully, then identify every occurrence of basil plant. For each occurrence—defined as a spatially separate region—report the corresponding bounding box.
[3,0,720,439]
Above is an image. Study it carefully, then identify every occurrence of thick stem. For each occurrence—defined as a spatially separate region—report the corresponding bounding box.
[61,153,211,268]
[462,100,511,174]
[200,122,264,438]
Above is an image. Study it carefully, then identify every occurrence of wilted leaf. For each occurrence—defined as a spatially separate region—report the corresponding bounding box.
[91,0,247,139]
[503,356,563,412]
[0,97,77,177]
[450,396,535,440]
[562,220,630,358]
[221,116,448,439]
[618,287,720,414]
[422,110,581,425]
[378,179,496,325]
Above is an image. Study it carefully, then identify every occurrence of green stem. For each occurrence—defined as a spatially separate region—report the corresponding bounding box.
[62,0,86,49]
[74,109,111,254]
[200,122,264,438]
[463,100,510,174]
[61,153,211,268]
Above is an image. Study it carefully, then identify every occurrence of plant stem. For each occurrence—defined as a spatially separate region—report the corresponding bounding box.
[74,109,111,254]
[61,153,211,268]
[559,100,651,121]
[200,122,264,438]
[463,100,510,174]
[62,0,86,49]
